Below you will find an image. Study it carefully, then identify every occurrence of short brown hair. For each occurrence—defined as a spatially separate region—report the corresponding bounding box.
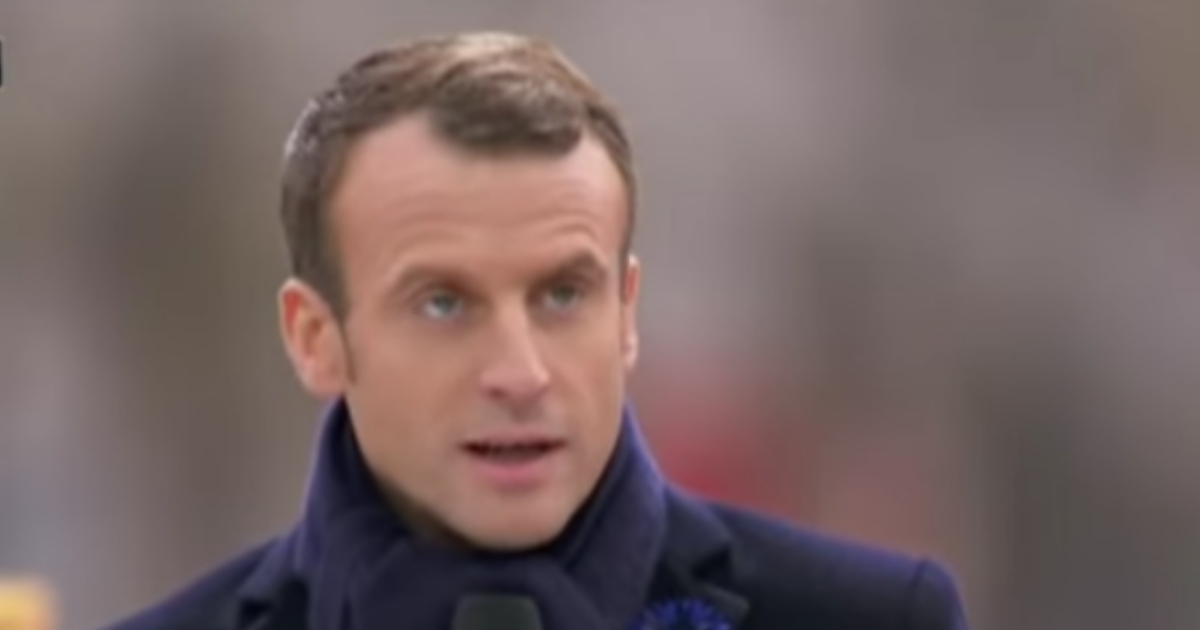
[279,32,637,318]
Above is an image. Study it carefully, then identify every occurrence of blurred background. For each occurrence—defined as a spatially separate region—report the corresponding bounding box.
[2,1,1199,629]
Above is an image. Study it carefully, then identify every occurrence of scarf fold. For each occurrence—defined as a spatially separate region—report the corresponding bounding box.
[292,399,667,630]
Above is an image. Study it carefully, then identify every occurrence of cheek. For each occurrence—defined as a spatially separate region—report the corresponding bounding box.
[551,314,625,383]
[345,322,465,443]
[352,315,464,385]
[559,318,628,429]
[360,350,467,432]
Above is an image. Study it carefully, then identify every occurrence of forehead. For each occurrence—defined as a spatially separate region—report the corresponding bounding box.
[329,114,627,266]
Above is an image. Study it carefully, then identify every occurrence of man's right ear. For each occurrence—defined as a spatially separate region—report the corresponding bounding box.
[278,278,349,399]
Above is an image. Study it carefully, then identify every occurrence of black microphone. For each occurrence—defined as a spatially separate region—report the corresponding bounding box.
[451,594,543,630]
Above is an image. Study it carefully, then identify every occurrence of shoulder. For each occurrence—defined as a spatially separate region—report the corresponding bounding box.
[675,493,969,629]
[99,539,279,630]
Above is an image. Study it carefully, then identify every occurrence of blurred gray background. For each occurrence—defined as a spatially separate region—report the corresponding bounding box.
[2,1,1199,629]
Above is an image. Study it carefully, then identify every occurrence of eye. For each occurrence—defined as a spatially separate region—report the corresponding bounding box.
[419,290,465,320]
[540,281,586,312]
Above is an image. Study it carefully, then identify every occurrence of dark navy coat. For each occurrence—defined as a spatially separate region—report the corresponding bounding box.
[102,487,968,630]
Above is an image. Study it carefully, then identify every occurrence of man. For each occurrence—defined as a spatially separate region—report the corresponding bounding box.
[104,32,969,629]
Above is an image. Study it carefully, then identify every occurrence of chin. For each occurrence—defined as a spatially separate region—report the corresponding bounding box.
[457,507,573,552]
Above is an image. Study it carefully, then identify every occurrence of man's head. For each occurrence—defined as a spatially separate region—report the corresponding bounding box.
[277,32,641,551]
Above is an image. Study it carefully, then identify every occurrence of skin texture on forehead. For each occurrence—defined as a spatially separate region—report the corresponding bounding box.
[331,113,628,311]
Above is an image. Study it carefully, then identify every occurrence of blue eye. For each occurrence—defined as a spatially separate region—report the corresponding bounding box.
[542,283,583,311]
[421,291,464,320]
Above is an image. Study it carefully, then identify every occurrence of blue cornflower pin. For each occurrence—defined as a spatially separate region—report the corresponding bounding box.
[635,597,732,630]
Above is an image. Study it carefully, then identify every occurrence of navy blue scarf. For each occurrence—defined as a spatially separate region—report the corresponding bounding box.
[292,399,668,630]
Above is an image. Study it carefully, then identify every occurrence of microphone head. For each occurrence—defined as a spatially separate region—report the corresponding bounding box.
[452,594,543,630]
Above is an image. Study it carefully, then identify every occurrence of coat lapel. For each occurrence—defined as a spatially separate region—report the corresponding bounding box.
[235,535,311,630]
[644,488,751,629]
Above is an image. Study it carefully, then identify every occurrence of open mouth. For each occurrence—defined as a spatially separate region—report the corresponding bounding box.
[464,440,563,463]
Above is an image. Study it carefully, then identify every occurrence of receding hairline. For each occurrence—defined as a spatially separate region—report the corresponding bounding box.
[326,110,633,244]
[331,108,630,187]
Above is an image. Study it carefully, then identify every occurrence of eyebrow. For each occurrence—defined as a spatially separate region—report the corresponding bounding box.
[540,250,610,283]
[386,263,471,301]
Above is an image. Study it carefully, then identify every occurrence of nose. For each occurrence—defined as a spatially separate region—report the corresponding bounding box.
[479,308,551,408]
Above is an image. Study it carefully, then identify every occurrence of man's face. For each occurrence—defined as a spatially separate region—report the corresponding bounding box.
[280,114,639,550]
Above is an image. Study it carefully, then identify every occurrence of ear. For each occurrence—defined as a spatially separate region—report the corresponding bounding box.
[278,278,350,399]
[619,255,641,374]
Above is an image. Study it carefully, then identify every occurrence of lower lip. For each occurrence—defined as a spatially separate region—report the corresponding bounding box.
[464,444,564,491]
